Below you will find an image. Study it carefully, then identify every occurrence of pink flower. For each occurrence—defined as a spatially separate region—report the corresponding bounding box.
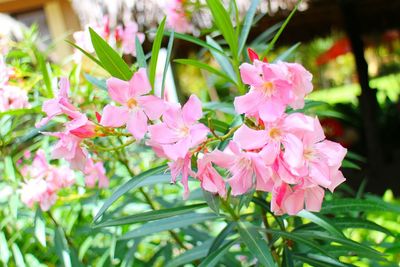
[20,178,57,211]
[291,117,347,190]
[84,159,109,188]
[196,154,226,198]
[148,95,209,160]
[168,153,195,199]
[208,142,274,196]
[0,55,14,85]
[100,68,166,139]
[235,61,313,122]
[233,113,314,172]
[36,77,72,128]
[118,21,145,56]
[47,132,87,171]
[0,85,30,112]
[271,182,325,215]
[165,0,193,33]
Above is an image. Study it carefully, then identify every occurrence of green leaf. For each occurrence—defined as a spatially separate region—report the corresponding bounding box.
[93,165,168,222]
[208,223,235,255]
[345,151,366,162]
[135,36,147,68]
[341,159,361,170]
[161,31,174,97]
[36,51,53,98]
[84,73,107,91]
[292,253,352,267]
[262,0,300,57]
[119,213,219,240]
[206,36,237,84]
[297,210,344,238]
[274,42,301,61]
[0,231,10,265]
[65,40,103,68]
[199,238,237,267]
[282,247,294,267]
[206,0,238,57]
[237,222,276,267]
[238,0,260,57]
[174,59,236,84]
[164,31,225,56]
[95,203,208,227]
[321,198,400,214]
[202,191,220,215]
[0,106,42,118]
[11,244,26,267]
[89,27,132,80]
[165,240,213,267]
[251,22,283,47]
[54,227,72,267]
[149,17,166,89]
[34,209,46,247]
[78,237,93,260]
[203,102,236,115]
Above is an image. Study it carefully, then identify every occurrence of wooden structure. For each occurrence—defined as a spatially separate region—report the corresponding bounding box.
[0,0,80,61]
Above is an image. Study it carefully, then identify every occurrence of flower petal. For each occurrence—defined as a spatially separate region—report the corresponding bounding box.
[233,125,268,150]
[100,104,129,128]
[126,109,148,140]
[182,95,203,125]
[139,95,166,120]
[107,78,131,104]
[129,68,151,96]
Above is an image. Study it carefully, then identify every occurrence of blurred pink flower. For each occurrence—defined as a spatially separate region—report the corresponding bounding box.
[148,94,209,160]
[101,68,166,139]
[165,0,193,33]
[20,178,57,211]
[84,158,109,188]
[0,85,29,112]
[168,153,195,199]
[117,21,145,56]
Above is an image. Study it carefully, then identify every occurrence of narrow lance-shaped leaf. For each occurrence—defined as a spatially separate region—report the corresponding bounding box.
[65,40,103,68]
[161,31,174,98]
[94,203,208,228]
[89,27,132,80]
[135,35,147,68]
[238,0,260,57]
[207,223,235,255]
[93,165,168,222]
[35,209,46,247]
[199,238,238,267]
[149,17,166,90]
[120,213,219,240]
[237,222,277,267]
[296,210,344,238]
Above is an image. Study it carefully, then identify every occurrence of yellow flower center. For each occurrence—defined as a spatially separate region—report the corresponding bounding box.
[178,125,190,138]
[262,81,275,96]
[126,98,138,109]
[269,127,282,140]
[304,147,315,160]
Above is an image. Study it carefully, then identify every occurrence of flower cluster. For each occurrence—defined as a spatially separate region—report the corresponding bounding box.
[35,78,108,193]
[0,55,29,112]
[19,150,75,211]
[36,50,346,215]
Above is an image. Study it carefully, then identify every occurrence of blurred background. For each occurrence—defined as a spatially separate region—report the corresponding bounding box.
[2,0,398,195]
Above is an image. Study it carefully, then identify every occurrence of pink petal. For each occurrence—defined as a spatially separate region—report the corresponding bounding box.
[162,138,191,160]
[309,161,331,188]
[129,68,151,97]
[107,78,131,104]
[148,123,180,144]
[100,104,129,128]
[328,170,346,192]
[259,100,286,122]
[228,169,253,196]
[282,133,304,168]
[259,143,280,165]
[59,77,70,98]
[233,125,268,150]
[233,91,264,116]
[315,140,347,167]
[162,104,183,129]
[239,63,263,86]
[284,189,305,215]
[182,95,203,125]
[304,186,324,212]
[189,123,209,147]
[138,95,166,120]
[208,150,235,169]
[126,109,148,140]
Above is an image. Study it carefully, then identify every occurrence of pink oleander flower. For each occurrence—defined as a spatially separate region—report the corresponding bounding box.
[196,154,227,198]
[0,85,30,112]
[208,141,274,196]
[290,117,347,190]
[0,55,14,85]
[100,68,166,140]
[235,61,313,122]
[36,77,71,128]
[148,94,209,160]
[168,153,195,198]
[165,0,193,33]
[116,21,145,56]
[84,158,109,188]
[233,113,314,173]
[47,132,87,171]
[20,178,57,211]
